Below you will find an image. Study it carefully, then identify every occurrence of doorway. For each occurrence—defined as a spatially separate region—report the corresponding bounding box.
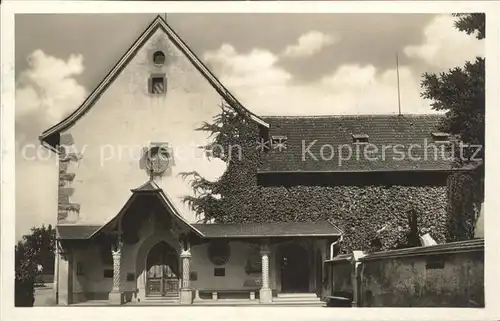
[145,241,179,297]
[280,243,310,293]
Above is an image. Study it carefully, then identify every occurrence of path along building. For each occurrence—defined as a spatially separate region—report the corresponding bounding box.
[39,15,480,306]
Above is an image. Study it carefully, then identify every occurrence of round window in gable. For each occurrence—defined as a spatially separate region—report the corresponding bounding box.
[145,146,170,175]
[152,51,166,66]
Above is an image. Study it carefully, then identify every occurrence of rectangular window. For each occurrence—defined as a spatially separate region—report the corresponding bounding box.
[149,74,167,95]
[126,273,135,282]
[190,271,198,281]
[352,134,369,144]
[431,132,450,143]
[103,269,113,278]
[271,135,287,151]
[214,268,225,277]
[76,262,84,276]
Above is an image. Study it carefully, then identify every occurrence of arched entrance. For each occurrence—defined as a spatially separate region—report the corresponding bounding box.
[280,243,310,293]
[145,241,180,297]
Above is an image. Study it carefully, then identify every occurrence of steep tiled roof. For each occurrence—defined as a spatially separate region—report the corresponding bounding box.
[39,15,268,150]
[259,114,456,172]
[191,221,342,238]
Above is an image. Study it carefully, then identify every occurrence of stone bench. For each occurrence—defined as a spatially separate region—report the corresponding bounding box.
[195,288,260,300]
[194,279,262,301]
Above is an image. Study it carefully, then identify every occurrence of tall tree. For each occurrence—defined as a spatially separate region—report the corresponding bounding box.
[420,13,485,163]
[420,13,485,241]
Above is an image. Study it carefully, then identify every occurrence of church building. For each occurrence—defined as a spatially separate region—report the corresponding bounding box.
[39,15,342,306]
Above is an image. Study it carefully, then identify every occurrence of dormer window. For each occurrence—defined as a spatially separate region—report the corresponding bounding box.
[149,74,166,95]
[431,132,450,143]
[271,135,287,151]
[352,134,369,144]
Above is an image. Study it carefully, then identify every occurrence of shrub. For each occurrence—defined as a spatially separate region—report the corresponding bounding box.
[14,225,55,307]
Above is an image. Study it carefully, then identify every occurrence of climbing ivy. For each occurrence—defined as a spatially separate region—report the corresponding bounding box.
[446,170,482,242]
[181,103,479,253]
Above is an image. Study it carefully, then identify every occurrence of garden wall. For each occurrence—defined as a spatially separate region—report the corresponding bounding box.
[325,253,353,299]
[325,239,484,307]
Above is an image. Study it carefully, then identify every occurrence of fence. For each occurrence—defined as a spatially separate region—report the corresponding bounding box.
[324,238,484,307]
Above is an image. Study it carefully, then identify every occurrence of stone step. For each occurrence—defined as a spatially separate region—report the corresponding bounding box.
[273,298,322,303]
[277,292,319,298]
[193,299,260,306]
[143,296,179,302]
[271,300,325,307]
[275,294,320,302]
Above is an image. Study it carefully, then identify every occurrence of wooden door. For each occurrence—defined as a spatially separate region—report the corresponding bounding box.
[146,242,179,297]
[281,244,310,293]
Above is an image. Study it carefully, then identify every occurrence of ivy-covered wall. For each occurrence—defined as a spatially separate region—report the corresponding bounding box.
[182,106,481,253]
[208,168,448,253]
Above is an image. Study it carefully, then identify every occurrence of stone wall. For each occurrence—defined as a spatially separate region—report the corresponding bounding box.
[325,239,484,307]
[326,254,353,298]
[58,133,80,223]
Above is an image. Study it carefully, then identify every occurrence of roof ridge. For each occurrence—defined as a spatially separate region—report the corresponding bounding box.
[56,223,101,227]
[262,114,444,119]
[193,220,334,225]
[131,179,161,192]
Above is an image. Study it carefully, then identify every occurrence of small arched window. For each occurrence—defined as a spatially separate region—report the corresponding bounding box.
[152,51,166,66]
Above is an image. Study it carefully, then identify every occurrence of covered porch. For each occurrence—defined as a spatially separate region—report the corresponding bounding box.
[54,181,342,306]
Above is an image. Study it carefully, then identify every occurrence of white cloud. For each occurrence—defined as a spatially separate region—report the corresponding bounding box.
[206,15,484,116]
[16,50,87,127]
[282,31,338,58]
[15,50,87,239]
[404,15,484,69]
[204,44,292,92]
[205,46,434,116]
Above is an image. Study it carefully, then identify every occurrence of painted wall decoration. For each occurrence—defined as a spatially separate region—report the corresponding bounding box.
[207,240,230,266]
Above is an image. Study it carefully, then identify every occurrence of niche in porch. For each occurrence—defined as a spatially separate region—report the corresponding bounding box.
[115,193,181,245]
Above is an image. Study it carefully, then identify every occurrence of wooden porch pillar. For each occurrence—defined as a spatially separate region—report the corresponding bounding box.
[259,242,272,303]
[109,241,123,305]
[179,240,193,305]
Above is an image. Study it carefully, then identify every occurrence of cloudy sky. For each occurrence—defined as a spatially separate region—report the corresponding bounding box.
[14,13,484,239]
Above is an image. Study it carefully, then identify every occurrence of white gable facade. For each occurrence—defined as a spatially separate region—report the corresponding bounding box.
[46,18,234,225]
[41,16,339,307]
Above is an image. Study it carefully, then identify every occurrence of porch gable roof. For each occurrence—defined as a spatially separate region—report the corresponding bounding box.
[86,180,204,238]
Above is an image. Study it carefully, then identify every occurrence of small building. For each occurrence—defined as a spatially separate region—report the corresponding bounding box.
[54,180,340,305]
[39,15,480,306]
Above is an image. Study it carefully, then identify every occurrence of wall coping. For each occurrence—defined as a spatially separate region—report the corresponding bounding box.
[325,253,353,263]
[360,238,484,261]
